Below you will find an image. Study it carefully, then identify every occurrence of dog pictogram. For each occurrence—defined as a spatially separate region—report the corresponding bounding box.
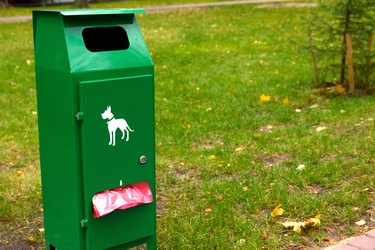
[101,106,134,146]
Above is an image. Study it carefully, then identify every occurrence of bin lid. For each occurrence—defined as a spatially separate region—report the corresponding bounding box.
[33,9,145,16]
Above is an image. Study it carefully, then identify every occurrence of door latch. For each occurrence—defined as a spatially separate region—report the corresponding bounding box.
[75,112,84,122]
[80,219,88,228]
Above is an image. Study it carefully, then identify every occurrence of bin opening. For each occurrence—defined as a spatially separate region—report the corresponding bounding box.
[92,181,153,218]
[82,26,130,52]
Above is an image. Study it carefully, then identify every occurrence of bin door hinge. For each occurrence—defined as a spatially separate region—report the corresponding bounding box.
[75,112,84,122]
[80,219,88,228]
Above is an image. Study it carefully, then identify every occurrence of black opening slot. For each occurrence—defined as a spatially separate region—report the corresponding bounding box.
[82,26,130,52]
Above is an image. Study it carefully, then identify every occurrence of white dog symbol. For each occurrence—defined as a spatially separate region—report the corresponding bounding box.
[101,106,134,146]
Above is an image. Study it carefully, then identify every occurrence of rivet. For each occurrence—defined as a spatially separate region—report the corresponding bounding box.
[139,155,147,164]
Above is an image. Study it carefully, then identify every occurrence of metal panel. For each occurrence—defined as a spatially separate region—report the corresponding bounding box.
[78,75,155,249]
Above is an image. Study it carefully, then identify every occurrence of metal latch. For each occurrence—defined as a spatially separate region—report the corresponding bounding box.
[75,112,84,122]
[80,219,88,228]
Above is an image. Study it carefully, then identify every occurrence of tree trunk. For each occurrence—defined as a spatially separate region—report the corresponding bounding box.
[340,0,351,85]
[1,0,9,8]
[365,33,373,87]
[308,28,320,85]
[346,33,355,93]
[75,0,89,8]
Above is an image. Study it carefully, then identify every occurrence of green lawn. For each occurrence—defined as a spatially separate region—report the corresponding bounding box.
[0,3,374,250]
[0,0,264,17]
[0,0,316,17]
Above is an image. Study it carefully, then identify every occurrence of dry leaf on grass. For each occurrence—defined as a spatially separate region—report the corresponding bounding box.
[17,170,25,177]
[271,204,284,217]
[296,164,306,171]
[280,221,306,234]
[254,133,261,138]
[260,94,271,102]
[280,214,321,234]
[208,155,216,160]
[335,84,346,94]
[316,126,327,132]
[307,214,321,227]
[27,236,37,243]
[234,147,243,152]
[309,104,319,109]
[355,220,366,226]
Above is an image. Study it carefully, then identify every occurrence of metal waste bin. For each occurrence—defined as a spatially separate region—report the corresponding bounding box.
[33,9,156,250]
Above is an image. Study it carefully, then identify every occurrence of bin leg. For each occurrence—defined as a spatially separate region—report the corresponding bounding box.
[46,242,57,250]
[146,234,157,250]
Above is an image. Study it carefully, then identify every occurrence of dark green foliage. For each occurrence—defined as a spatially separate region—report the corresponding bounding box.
[309,0,375,92]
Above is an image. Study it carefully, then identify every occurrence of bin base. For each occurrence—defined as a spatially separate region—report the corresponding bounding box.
[47,234,156,250]
[107,235,156,250]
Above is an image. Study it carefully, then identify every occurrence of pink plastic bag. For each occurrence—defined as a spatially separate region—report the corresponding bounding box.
[92,181,153,218]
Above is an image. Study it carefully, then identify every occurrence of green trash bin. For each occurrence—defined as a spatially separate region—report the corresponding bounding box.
[33,9,156,250]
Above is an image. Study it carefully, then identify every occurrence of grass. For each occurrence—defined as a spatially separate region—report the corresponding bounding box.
[0,2,374,250]
[0,0,317,17]
[0,0,264,17]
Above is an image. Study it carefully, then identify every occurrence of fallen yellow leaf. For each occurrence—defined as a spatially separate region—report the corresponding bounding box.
[17,170,25,177]
[335,84,346,94]
[296,164,306,171]
[27,236,36,243]
[282,98,290,105]
[205,207,212,212]
[355,220,366,226]
[294,224,303,234]
[234,147,243,152]
[280,221,305,234]
[306,214,321,227]
[280,214,321,234]
[260,94,271,102]
[316,126,327,132]
[208,155,216,160]
[271,204,284,217]
[254,133,261,138]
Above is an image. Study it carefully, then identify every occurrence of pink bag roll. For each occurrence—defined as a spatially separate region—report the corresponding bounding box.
[92,181,153,218]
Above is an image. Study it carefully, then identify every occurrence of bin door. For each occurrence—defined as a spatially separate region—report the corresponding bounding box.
[78,75,155,250]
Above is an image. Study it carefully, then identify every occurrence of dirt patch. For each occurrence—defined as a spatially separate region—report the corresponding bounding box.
[192,143,216,151]
[0,237,40,250]
[304,184,325,195]
[260,153,291,167]
[174,168,200,181]
[191,138,223,151]
[0,217,44,250]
